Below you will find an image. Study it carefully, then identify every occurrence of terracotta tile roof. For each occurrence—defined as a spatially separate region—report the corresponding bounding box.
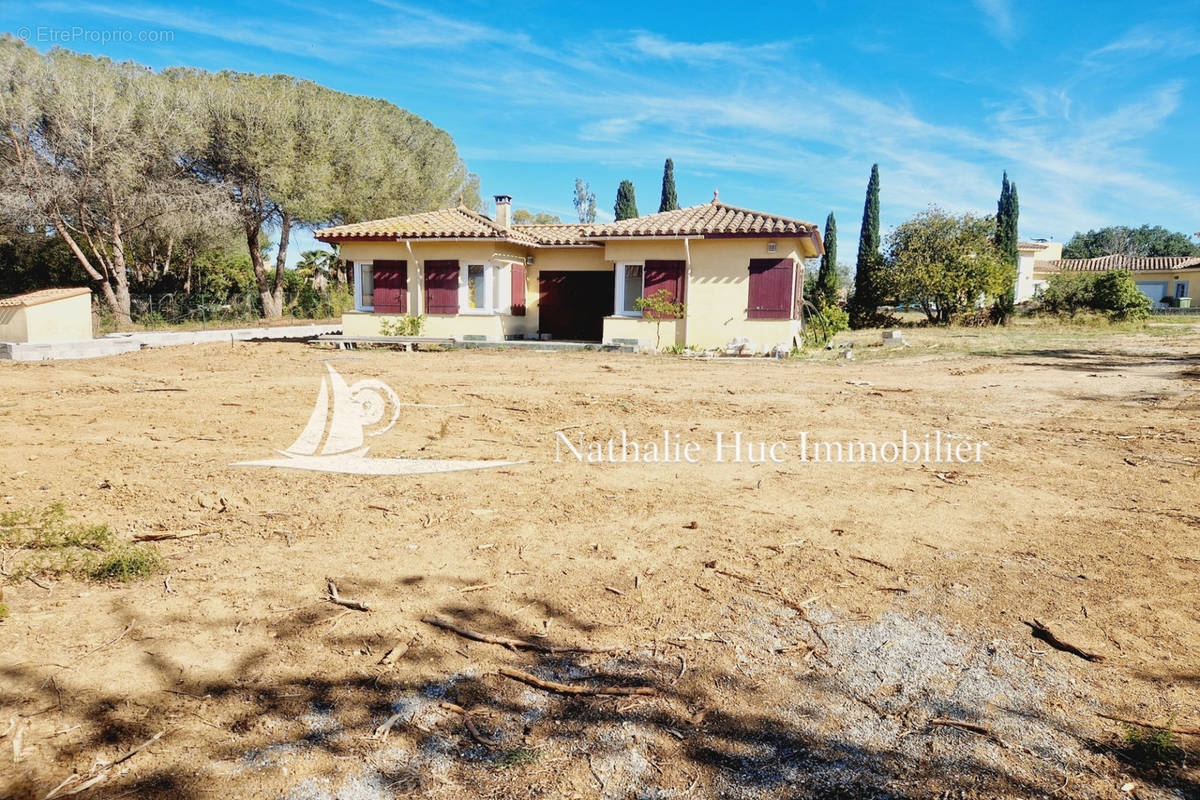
[0,287,91,308]
[315,199,820,247]
[588,201,819,238]
[1040,255,1200,273]
[315,205,544,245]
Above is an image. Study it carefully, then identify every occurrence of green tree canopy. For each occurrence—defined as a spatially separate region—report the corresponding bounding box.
[814,212,839,310]
[992,171,1019,321]
[658,158,678,213]
[573,179,597,223]
[614,180,639,221]
[848,164,882,327]
[886,207,1008,325]
[1062,225,1200,259]
[512,209,562,224]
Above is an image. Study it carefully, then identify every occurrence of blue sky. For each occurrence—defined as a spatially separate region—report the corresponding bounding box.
[6,0,1200,267]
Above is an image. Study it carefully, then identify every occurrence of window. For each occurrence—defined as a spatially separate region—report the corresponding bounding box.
[747,258,796,320]
[458,262,517,314]
[466,264,487,310]
[356,262,374,311]
[615,263,644,316]
[1176,281,1189,299]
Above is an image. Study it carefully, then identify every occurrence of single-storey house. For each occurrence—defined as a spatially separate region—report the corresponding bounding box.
[314,193,824,351]
[0,287,93,343]
[1032,254,1199,308]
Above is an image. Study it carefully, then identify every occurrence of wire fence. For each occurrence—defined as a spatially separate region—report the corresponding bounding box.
[96,288,353,332]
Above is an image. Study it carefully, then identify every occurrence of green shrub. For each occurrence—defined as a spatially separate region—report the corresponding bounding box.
[1121,723,1183,766]
[379,315,425,336]
[0,603,8,620]
[88,545,164,582]
[1041,269,1150,320]
[0,504,162,583]
[802,303,849,347]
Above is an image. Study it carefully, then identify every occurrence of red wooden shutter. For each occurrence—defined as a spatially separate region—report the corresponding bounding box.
[372,259,407,313]
[510,263,527,316]
[424,260,460,315]
[643,260,685,320]
[747,258,795,319]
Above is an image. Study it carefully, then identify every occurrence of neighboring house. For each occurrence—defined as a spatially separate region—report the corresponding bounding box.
[314,194,823,350]
[1033,255,1200,308]
[0,287,92,343]
[1015,240,1063,302]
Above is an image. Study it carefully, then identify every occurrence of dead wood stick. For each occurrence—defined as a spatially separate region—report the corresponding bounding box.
[1097,712,1200,737]
[1022,619,1104,662]
[372,712,403,740]
[421,615,619,654]
[326,580,371,612]
[928,718,997,739]
[439,702,500,747]
[379,638,413,666]
[133,531,208,542]
[102,729,166,769]
[849,555,896,572]
[498,666,655,697]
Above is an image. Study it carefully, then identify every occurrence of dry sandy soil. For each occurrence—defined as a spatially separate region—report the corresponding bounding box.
[1,323,1198,800]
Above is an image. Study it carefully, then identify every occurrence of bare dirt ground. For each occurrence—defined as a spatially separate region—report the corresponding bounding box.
[1,323,1198,800]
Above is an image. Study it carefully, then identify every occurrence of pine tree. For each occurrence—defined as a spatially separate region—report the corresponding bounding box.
[614,180,639,221]
[658,158,678,213]
[992,172,1020,322]
[815,212,838,309]
[849,164,881,328]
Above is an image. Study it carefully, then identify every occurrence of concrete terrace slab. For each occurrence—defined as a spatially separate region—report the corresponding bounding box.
[2,323,341,361]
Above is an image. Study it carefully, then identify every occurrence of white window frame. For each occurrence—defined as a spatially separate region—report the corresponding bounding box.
[354,261,374,312]
[460,263,491,314]
[614,262,645,317]
[458,261,518,314]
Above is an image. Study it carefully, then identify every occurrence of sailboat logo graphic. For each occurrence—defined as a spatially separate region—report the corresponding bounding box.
[234,365,524,475]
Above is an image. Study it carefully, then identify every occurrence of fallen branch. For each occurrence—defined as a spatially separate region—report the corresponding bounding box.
[849,555,895,572]
[1022,619,1104,662]
[1097,712,1200,737]
[45,730,167,798]
[498,666,656,697]
[326,580,371,612]
[421,615,619,654]
[379,638,413,666]
[372,712,403,740]
[928,718,1001,743]
[133,531,208,542]
[439,702,501,747]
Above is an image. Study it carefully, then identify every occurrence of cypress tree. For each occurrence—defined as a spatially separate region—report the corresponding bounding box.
[658,158,678,213]
[614,180,639,220]
[993,172,1020,321]
[815,212,838,310]
[849,164,881,328]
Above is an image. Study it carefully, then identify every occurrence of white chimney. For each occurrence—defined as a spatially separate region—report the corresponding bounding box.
[494,194,512,230]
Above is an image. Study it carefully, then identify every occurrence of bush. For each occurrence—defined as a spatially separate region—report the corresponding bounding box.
[0,503,162,583]
[802,303,849,347]
[379,315,425,336]
[1041,269,1151,320]
[88,545,164,581]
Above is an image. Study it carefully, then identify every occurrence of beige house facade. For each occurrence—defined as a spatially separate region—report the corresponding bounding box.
[1032,254,1199,308]
[0,287,93,343]
[315,195,824,351]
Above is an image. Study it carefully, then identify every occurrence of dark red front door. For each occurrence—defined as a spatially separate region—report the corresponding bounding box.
[538,271,614,341]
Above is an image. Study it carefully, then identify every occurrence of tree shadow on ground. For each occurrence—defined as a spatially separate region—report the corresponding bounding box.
[2,589,1196,800]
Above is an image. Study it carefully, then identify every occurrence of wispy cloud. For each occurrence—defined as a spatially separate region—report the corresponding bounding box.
[626,32,791,65]
[973,0,1015,43]
[1085,23,1200,65]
